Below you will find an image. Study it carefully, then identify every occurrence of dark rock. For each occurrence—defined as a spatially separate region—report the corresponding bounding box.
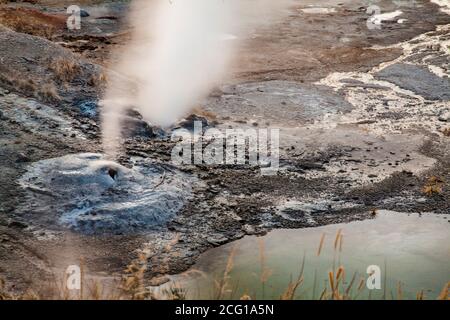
[206,235,228,246]
[176,114,210,131]
[375,63,450,100]
[297,162,324,170]
[16,152,30,163]
[121,116,155,139]
[77,101,98,118]
[242,224,257,235]
[80,9,90,18]
[8,220,28,229]
[341,78,390,90]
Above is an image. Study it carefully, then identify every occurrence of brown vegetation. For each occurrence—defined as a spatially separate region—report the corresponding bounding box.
[0,7,65,38]
[0,70,60,102]
[422,176,445,196]
[1,229,448,300]
[38,82,61,102]
[50,57,82,82]
[442,128,450,137]
[88,72,108,89]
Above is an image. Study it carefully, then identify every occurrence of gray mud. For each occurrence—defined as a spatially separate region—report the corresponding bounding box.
[203,81,354,126]
[18,153,196,234]
[376,63,450,100]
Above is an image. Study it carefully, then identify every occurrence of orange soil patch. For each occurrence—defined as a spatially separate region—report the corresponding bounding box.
[0,7,66,38]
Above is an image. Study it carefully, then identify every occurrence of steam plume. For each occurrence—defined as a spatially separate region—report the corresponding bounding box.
[101,0,293,156]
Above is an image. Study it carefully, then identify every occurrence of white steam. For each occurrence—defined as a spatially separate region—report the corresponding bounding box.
[101,0,293,156]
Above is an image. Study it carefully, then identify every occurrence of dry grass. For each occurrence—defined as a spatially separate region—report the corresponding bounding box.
[442,128,450,137]
[317,233,325,256]
[192,107,218,121]
[438,282,449,300]
[0,7,65,39]
[422,176,445,196]
[0,229,448,300]
[50,57,82,83]
[214,245,237,300]
[120,253,154,300]
[14,78,37,93]
[38,83,61,102]
[1,261,448,301]
[88,72,108,89]
[280,255,304,300]
[0,70,60,102]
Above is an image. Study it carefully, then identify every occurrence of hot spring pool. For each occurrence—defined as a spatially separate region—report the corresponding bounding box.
[163,210,450,300]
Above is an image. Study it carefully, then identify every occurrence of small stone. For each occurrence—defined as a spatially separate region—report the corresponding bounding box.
[242,224,256,235]
[206,235,228,246]
[438,112,450,122]
[16,152,30,163]
[77,101,97,118]
[431,44,441,51]
[121,116,155,139]
[8,220,28,229]
[176,114,209,131]
[80,9,90,18]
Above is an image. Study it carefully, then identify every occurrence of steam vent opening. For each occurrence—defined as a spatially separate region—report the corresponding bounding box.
[19,153,196,235]
[108,167,118,180]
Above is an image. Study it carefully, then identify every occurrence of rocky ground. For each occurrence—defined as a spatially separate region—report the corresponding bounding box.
[0,0,449,294]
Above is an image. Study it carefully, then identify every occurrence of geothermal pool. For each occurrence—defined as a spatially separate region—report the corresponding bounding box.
[163,211,450,300]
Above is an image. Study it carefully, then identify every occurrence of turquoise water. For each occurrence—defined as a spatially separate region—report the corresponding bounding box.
[166,211,450,300]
